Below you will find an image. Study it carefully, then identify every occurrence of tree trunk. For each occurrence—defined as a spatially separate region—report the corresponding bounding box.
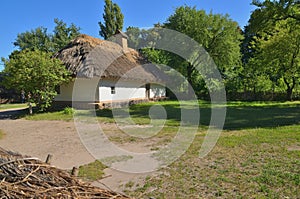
[284,77,296,101]
[286,87,293,101]
[187,63,194,98]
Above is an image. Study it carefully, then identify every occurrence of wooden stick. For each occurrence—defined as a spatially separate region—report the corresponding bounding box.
[71,167,79,177]
[45,154,53,164]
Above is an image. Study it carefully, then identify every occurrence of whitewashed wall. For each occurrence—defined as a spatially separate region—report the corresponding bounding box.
[54,81,74,101]
[99,79,146,102]
[150,84,166,98]
[55,78,100,102]
[55,78,166,102]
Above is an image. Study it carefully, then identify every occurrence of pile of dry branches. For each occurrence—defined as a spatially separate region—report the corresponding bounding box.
[0,147,131,198]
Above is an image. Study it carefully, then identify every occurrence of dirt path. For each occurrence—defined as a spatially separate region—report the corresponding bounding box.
[0,119,95,169]
[0,117,151,192]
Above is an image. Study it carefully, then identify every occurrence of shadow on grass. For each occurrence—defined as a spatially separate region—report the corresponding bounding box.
[95,101,300,130]
[223,105,300,130]
[0,108,28,120]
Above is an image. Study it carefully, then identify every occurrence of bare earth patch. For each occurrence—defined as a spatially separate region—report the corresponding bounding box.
[0,119,95,169]
[0,119,154,192]
[287,143,300,151]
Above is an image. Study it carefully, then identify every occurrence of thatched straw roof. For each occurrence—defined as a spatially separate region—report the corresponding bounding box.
[54,34,165,83]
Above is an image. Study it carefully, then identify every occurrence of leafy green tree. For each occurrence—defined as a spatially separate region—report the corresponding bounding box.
[249,19,300,100]
[14,27,52,52]
[126,27,190,96]
[126,26,142,49]
[164,6,243,96]
[125,7,243,98]
[240,19,264,98]
[99,0,124,39]
[2,50,70,111]
[3,19,80,110]
[52,18,81,51]
[13,19,81,53]
[250,0,300,33]
[243,0,300,100]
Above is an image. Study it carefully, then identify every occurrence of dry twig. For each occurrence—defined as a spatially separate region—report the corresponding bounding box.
[0,147,131,199]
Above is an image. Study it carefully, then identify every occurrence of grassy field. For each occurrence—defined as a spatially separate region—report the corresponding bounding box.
[23,101,300,198]
[124,101,300,198]
[125,125,300,198]
[25,100,300,128]
[0,103,28,110]
[25,107,74,121]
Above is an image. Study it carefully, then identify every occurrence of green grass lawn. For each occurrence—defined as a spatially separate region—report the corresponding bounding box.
[0,103,28,110]
[24,100,300,130]
[127,125,300,198]
[77,160,107,181]
[25,110,74,121]
[22,100,300,197]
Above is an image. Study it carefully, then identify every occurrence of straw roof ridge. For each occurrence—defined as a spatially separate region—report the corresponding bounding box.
[73,34,103,47]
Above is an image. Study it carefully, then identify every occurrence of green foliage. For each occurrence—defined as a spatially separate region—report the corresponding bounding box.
[78,160,107,181]
[99,0,124,39]
[165,6,243,81]
[253,20,299,100]
[2,19,80,111]
[13,19,81,53]
[126,6,243,98]
[2,50,70,111]
[63,107,75,115]
[250,0,300,33]
[52,18,81,52]
[126,26,142,49]
[243,1,300,100]
[13,27,52,52]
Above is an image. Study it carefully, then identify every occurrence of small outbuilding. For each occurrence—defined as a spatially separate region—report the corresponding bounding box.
[53,33,167,109]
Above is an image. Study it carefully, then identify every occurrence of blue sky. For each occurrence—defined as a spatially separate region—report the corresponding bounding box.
[0,0,256,70]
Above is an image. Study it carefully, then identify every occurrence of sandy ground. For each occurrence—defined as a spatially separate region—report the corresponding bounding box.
[0,108,151,192]
[0,119,95,169]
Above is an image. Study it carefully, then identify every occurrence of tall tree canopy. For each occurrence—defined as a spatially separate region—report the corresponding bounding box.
[13,19,81,53]
[99,0,124,39]
[242,0,300,100]
[250,0,300,32]
[2,50,70,111]
[2,19,79,110]
[13,27,52,52]
[143,6,242,97]
[164,6,243,77]
[126,7,243,97]
[52,18,81,51]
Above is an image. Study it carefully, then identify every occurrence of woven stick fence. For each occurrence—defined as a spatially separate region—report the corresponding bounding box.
[0,147,131,198]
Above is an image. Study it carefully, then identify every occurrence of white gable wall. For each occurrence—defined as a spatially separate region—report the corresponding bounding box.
[99,79,146,102]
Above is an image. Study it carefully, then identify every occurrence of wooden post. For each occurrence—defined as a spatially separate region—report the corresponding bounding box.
[28,102,33,115]
[71,167,79,177]
[45,154,53,164]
